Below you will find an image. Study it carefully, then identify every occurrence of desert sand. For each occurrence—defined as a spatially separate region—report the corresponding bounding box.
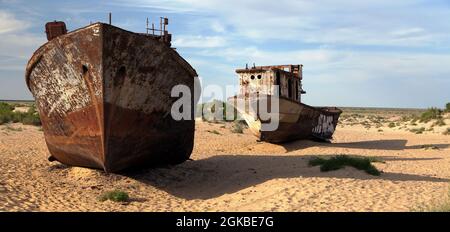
[0,116,449,212]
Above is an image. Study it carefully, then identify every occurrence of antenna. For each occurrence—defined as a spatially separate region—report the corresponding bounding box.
[163,17,168,34]
[109,12,112,25]
[145,17,157,35]
[160,17,163,36]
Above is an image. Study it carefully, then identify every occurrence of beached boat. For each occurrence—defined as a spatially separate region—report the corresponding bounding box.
[25,20,199,172]
[228,65,341,143]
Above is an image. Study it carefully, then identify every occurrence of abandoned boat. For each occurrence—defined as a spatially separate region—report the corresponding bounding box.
[228,64,342,143]
[25,19,199,172]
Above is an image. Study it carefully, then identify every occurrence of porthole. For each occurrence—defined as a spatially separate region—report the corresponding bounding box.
[82,65,88,74]
[250,75,255,80]
[257,75,262,79]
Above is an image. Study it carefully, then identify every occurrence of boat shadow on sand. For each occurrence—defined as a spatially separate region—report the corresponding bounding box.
[126,152,449,200]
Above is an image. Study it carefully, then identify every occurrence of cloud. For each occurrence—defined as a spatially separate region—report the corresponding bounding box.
[210,21,225,33]
[0,10,45,71]
[173,35,227,48]
[109,0,198,13]
[113,0,450,47]
[0,10,28,34]
[191,45,450,88]
[1,0,448,106]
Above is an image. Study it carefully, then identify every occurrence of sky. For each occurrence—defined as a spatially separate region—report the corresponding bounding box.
[0,0,449,108]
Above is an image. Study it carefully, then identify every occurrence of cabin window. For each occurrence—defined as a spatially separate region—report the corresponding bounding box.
[288,78,292,99]
[275,71,281,96]
[257,75,262,79]
[250,75,255,80]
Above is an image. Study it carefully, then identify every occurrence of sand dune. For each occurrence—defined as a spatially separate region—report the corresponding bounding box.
[0,121,449,212]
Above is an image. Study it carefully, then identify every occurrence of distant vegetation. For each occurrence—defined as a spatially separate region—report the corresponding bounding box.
[419,107,442,123]
[415,103,449,123]
[309,155,382,176]
[0,102,41,126]
[339,102,449,135]
[98,190,129,202]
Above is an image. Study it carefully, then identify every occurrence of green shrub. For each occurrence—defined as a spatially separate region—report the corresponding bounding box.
[0,102,41,126]
[446,103,450,112]
[0,113,12,125]
[0,102,14,112]
[98,190,129,202]
[388,122,396,128]
[21,113,41,126]
[0,102,14,125]
[309,155,382,176]
[420,108,442,122]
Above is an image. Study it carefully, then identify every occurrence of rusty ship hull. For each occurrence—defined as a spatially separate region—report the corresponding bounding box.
[229,95,342,143]
[25,23,198,172]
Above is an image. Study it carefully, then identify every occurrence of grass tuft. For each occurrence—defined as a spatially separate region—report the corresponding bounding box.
[98,190,129,202]
[443,128,450,135]
[433,118,446,127]
[309,155,382,176]
[230,121,244,134]
[207,130,221,135]
[0,102,41,126]
[420,144,439,150]
[410,127,425,134]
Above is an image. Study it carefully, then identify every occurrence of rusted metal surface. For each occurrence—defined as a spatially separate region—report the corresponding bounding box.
[26,22,198,172]
[236,64,304,102]
[45,21,67,41]
[230,64,341,143]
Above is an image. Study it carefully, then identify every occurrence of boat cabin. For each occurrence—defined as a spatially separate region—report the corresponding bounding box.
[235,64,306,103]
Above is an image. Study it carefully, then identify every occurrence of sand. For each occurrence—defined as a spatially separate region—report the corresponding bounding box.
[0,119,449,212]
